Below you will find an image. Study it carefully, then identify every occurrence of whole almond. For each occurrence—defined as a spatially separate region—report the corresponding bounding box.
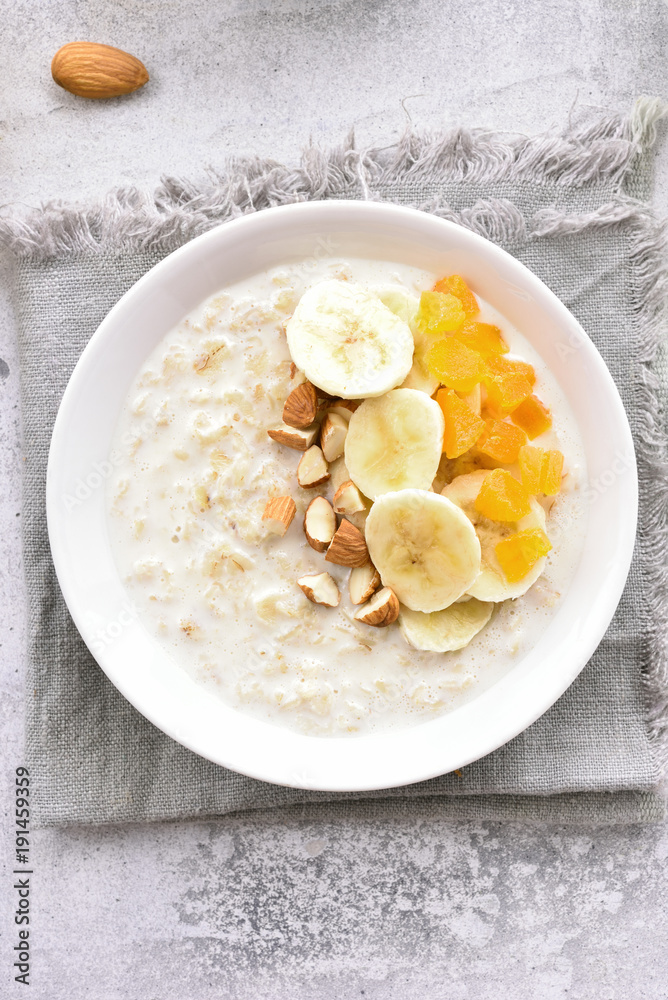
[51,42,149,99]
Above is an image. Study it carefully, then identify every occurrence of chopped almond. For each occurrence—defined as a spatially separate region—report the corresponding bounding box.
[320,412,348,462]
[354,587,400,627]
[267,422,319,451]
[325,518,368,567]
[297,572,340,607]
[349,562,381,605]
[283,381,318,428]
[262,496,296,536]
[297,446,330,488]
[327,399,359,423]
[303,496,337,552]
[333,479,366,515]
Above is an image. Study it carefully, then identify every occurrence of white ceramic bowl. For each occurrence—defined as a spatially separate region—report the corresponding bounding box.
[47,201,637,791]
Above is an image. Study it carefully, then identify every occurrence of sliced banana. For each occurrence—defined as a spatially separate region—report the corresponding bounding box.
[399,599,494,652]
[344,388,444,500]
[377,287,440,395]
[365,489,481,612]
[376,287,418,325]
[286,280,414,399]
[442,470,548,601]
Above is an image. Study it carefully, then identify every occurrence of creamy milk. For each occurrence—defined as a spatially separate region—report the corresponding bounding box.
[106,257,587,736]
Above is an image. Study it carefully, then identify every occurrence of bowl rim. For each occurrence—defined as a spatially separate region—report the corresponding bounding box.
[46,199,638,791]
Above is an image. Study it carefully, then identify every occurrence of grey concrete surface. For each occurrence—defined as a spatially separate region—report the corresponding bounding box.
[1,1,668,997]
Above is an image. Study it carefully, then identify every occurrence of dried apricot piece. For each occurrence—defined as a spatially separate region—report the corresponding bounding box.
[541,449,564,496]
[477,419,527,464]
[511,394,552,439]
[495,527,552,582]
[486,354,536,385]
[483,355,536,413]
[457,383,481,415]
[474,469,532,521]
[484,371,534,413]
[416,291,466,336]
[436,387,485,459]
[432,274,479,317]
[454,320,509,358]
[518,445,544,494]
[426,337,485,393]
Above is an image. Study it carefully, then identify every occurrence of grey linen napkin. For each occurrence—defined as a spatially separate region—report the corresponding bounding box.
[3,100,668,827]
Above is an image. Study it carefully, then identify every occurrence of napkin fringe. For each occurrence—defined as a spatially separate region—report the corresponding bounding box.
[0,97,665,260]
[630,211,668,774]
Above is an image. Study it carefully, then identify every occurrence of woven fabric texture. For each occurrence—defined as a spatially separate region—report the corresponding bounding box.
[3,102,667,826]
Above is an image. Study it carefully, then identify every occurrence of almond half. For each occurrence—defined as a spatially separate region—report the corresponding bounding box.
[325,518,368,568]
[320,412,348,462]
[298,572,340,607]
[262,496,296,536]
[297,445,330,488]
[283,381,318,428]
[304,496,337,552]
[333,479,366,515]
[354,587,400,627]
[51,42,149,99]
[349,562,381,605]
[268,422,319,451]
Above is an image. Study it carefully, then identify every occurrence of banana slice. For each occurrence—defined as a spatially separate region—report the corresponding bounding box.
[286,280,414,399]
[376,287,418,325]
[365,489,481,612]
[442,470,548,601]
[399,599,494,652]
[377,287,440,395]
[344,388,444,500]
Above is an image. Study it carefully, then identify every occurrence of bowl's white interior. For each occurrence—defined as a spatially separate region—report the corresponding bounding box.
[46,201,637,791]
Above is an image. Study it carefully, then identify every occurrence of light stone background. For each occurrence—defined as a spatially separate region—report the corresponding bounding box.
[2,1,668,997]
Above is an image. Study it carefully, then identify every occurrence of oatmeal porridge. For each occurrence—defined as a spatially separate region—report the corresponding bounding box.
[107,257,587,736]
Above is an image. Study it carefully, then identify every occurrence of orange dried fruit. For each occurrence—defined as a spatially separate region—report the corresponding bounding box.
[433,274,479,317]
[495,527,552,583]
[457,383,482,416]
[474,468,532,521]
[483,357,535,414]
[518,445,564,496]
[426,337,485,393]
[416,291,466,337]
[518,445,544,494]
[541,449,564,496]
[477,419,527,464]
[484,371,534,413]
[511,394,552,439]
[486,354,535,384]
[436,387,486,459]
[454,320,509,358]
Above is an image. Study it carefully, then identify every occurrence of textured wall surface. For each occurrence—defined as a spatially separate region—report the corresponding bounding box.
[1,1,667,997]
